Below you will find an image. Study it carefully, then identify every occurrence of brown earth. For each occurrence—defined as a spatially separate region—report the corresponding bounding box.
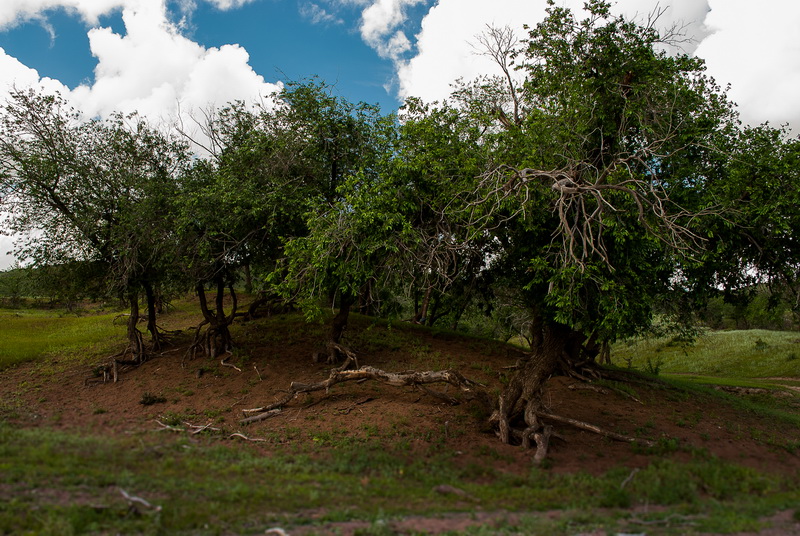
[2,309,800,534]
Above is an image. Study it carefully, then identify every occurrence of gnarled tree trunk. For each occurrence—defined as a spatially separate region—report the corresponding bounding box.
[189,276,237,359]
[142,280,162,351]
[126,291,146,364]
[495,322,572,446]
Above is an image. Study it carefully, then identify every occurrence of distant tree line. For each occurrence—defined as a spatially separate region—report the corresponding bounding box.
[2,0,798,446]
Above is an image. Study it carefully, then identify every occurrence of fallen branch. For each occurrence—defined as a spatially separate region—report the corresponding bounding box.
[119,488,161,512]
[242,366,481,425]
[536,411,655,446]
[220,352,242,372]
[229,432,268,442]
[154,419,221,435]
[240,408,282,425]
[336,396,375,415]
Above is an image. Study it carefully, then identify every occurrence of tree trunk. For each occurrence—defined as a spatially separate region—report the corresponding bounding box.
[414,285,433,324]
[330,296,352,344]
[126,291,145,363]
[192,277,236,359]
[243,264,253,295]
[495,322,573,445]
[142,280,161,351]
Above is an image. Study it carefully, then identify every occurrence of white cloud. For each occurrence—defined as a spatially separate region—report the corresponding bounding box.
[0,0,125,28]
[300,2,344,25]
[396,0,549,103]
[393,0,800,131]
[69,1,281,122]
[359,0,425,60]
[696,0,800,128]
[0,234,16,270]
[203,0,256,9]
[0,0,281,133]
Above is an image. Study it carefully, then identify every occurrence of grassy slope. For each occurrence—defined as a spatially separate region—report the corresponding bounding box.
[1,423,797,535]
[2,304,800,534]
[0,308,126,370]
[613,329,800,379]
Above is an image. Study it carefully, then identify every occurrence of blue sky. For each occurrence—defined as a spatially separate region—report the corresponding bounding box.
[0,1,410,112]
[1,0,799,269]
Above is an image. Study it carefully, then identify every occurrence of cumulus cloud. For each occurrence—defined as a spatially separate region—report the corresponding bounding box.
[396,0,548,103]
[0,0,125,28]
[696,0,800,128]
[67,1,281,123]
[0,0,281,133]
[359,0,425,60]
[391,0,800,131]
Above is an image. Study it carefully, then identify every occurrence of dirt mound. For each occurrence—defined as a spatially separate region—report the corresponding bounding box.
[2,312,799,476]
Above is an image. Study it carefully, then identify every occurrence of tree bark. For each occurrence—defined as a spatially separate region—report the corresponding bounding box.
[414,285,433,324]
[191,276,236,358]
[243,263,253,295]
[495,322,568,445]
[126,291,145,363]
[330,296,352,344]
[142,280,161,351]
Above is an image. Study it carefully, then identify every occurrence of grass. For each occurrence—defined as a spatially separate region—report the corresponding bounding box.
[613,329,800,378]
[3,304,800,534]
[0,423,798,535]
[0,308,126,370]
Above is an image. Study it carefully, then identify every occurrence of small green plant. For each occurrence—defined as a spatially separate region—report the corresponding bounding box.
[644,355,664,375]
[754,338,769,351]
[139,392,167,406]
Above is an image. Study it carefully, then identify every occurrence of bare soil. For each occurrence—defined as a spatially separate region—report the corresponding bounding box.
[3,311,800,534]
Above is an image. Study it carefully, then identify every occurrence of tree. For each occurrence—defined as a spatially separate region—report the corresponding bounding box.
[0,88,189,364]
[446,1,739,452]
[274,81,398,352]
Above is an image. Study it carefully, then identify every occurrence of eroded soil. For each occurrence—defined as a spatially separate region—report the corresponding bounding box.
[2,311,800,534]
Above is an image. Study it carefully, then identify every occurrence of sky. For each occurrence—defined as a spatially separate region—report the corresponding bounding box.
[1,0,799,269]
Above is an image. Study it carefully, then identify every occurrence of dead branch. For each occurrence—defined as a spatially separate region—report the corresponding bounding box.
[242,366,481,425]
[220,352,242,372]
[119,488,161,512]
[417,385,460,405]
[468,161,718,270]
[336,396,375,415]
[536,411,655,446]
[154,419,221,434]
[240,408,283,425]
[229,432,268,442]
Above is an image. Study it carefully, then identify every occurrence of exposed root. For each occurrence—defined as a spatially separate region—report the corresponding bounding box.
[240,408,283,425]
[220,352,242,372]
[184,320,234,363]
[154,419,221,435]
[119,488,161,513]
[229,432,268,442]
[535,411,655,447]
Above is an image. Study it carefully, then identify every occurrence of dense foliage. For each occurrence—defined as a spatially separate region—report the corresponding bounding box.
[1,2,797,397]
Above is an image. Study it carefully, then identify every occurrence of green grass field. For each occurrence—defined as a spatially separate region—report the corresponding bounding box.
[1,423,797,535]
[0,308,126,370]
[613,329,800,379]
[2,304,800,534]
